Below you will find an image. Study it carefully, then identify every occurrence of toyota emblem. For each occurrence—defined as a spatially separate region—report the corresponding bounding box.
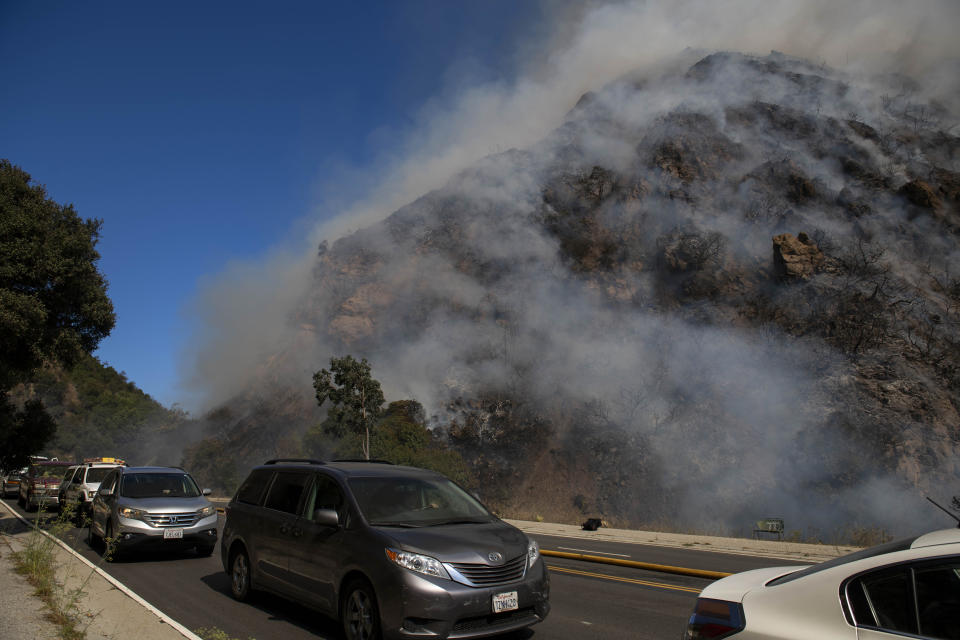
[488,552,503,563]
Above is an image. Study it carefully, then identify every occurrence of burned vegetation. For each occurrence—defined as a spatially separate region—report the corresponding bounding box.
[189,51,960,538]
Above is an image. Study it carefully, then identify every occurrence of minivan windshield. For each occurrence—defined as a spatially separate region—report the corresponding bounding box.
[120,473,201,499]
[349,476,493,527]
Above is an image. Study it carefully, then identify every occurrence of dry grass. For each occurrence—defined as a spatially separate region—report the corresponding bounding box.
[11,502,110,640]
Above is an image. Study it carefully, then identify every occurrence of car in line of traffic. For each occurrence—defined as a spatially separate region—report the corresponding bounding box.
[58,457,127,524]
[221,458,550,640]
[1,467,27,498]
[684,527,960,639]
[86,465,219,560]
[18,459,74,511]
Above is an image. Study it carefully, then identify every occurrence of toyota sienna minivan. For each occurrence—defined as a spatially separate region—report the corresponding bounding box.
[221,459,550,640]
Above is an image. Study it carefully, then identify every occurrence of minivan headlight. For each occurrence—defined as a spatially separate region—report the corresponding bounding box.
[197,505,216,518]
[119,507,148,521]
[385,548,451,580]
[528,539,540,567]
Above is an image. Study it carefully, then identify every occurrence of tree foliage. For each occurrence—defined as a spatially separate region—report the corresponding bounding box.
[0,397,57,471]
[0,159,115,466]
[313,355,384,460]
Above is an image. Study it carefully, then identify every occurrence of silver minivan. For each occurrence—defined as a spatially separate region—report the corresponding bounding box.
[221,459,550,640]
[88,466,218,560]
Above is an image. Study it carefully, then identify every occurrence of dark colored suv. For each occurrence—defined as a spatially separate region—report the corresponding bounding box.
[221,459,550,640]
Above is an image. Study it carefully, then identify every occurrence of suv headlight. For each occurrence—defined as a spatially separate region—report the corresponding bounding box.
[385,548,450,580]
[528,539,540,567]
[119,507,148,521]
[197,505,216,518]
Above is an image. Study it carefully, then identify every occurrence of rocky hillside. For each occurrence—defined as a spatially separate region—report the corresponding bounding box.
[191,51,960,538]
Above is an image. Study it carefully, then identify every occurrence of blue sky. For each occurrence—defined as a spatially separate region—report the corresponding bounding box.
[0,1,546,409]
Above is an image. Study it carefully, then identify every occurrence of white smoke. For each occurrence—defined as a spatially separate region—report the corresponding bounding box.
[180,0,960,536]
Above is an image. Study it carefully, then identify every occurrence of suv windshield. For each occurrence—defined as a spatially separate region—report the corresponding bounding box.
[35,466,68,478]
[85,467,113,484]
[120,473,201,498]
[349,476,493,527]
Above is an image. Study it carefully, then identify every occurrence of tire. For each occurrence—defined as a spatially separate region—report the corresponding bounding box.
[17,491,24,507]
[87,519,102,551]
[196,543,216,557]
[103,521,118,562]
[229,549,252,601]
[24,493,36,512]
[341,579,381,640]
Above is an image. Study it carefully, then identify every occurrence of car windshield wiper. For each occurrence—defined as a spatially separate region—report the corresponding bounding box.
[426,518,491,526]
[368,521,422,528]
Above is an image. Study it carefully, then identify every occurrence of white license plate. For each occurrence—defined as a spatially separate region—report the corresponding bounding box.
[492,591,518,613]
[163,528,183,539]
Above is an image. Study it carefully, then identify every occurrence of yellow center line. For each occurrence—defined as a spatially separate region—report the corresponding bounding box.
[548,564,703,594]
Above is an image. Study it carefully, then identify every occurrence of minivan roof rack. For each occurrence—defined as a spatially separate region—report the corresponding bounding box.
[332,459,394,464]
[264,458,325,465]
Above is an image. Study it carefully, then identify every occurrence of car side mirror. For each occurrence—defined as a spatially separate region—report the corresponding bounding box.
[99,487,113,497]
[312,508,339,528]
[202,488,212,496]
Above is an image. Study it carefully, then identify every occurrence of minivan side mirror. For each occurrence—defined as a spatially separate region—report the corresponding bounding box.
[99,487,114,497]
[202,488,212,496]
[313,508,339,528]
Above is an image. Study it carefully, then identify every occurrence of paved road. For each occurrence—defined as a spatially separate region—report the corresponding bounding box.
[4,499,805,640]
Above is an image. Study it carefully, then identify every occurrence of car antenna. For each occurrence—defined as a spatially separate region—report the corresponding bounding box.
[925,496,960,528]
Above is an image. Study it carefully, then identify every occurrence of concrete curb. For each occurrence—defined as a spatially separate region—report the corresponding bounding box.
[0,499,202,640]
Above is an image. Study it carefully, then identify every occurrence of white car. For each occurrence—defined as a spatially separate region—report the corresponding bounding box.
[59,458,126,524]
[683,528,960,639]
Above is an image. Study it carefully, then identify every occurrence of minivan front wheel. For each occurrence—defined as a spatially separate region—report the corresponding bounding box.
[230,550,251,601]
[341,579,381,640]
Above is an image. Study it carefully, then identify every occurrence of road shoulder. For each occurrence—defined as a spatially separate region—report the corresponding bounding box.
[1,501,199,640]
[508,519,861,563]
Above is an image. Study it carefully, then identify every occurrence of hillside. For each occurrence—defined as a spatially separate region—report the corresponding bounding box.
[12,354,190,466]
[188,51,960,538]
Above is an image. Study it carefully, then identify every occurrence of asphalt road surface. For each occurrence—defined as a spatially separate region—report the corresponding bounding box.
[4,499,806,640]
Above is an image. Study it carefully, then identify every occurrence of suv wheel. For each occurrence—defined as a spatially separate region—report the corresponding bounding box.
[341,579,381,640]
[103,521,119,562]
[230,550,252,601]
[87,521,101,551]
[24,492,36,512]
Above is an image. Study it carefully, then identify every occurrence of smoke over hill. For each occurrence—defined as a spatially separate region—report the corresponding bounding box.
[182,1,960,537]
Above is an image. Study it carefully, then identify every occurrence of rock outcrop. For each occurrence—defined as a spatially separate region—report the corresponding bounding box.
[772,232,824,281]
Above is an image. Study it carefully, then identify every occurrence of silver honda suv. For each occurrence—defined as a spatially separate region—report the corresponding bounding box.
[88,466,218,560]
[221,459,550,640]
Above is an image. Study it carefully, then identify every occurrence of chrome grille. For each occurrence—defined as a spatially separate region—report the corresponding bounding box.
[448,555,526,587]
[143,512,198,528]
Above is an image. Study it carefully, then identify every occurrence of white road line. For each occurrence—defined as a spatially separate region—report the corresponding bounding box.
[0,500,202,640]
[557,546,630,558]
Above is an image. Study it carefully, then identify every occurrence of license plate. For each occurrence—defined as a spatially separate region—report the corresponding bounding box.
[163,528,183,539]
[492,591,518,613]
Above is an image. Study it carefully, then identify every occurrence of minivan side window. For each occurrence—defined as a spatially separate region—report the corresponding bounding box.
[302,474,344,522]
[263,471,311,515]
[235,469,273,506]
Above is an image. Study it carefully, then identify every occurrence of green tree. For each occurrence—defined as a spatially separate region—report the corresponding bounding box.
[0,160,115,468]
[370,400,470,486]
[313,355,384,460]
